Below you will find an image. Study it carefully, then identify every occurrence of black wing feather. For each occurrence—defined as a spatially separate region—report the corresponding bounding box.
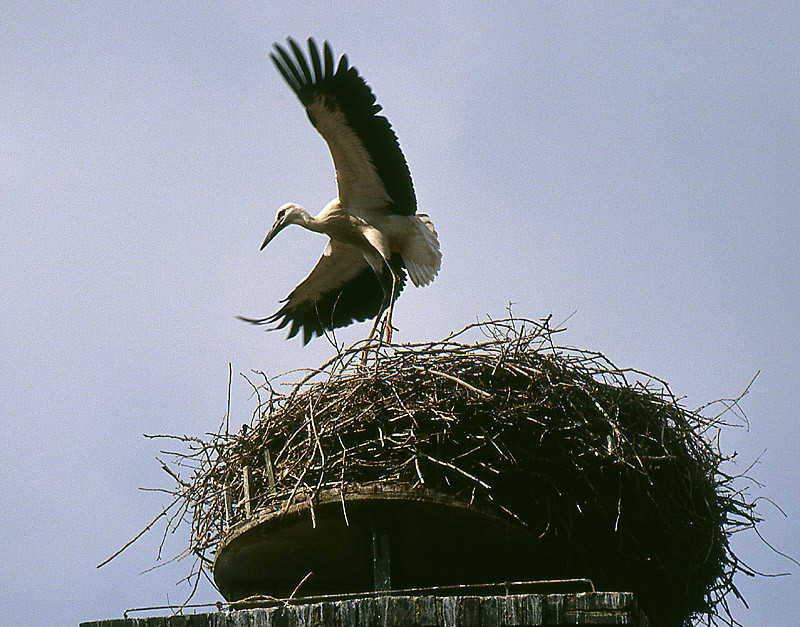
[269,53,298,92]
[288,38,314,84]
[273,46,303,89]
[323,40,334,78]
[271,37,416,215]
[241,251,406,344]
[336,53,349,76]
[308,39,323,82]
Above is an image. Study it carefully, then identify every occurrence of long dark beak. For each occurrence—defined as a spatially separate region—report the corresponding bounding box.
[260,220,284,250]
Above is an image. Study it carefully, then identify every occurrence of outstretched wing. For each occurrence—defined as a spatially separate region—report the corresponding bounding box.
[240,241,407,344]
[270,38,416,216]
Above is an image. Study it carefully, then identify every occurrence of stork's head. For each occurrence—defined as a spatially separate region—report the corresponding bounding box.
[261,203,306,250]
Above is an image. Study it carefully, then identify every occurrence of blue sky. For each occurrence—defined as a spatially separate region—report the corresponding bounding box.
[1,3,798,626]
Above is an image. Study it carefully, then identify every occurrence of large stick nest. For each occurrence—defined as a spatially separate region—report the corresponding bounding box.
[154,317,761,627]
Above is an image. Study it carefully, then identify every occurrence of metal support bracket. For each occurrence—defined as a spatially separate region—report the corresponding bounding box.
[371,514,391,591]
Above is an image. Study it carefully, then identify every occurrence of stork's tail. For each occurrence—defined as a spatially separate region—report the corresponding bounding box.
[405,214,441,288]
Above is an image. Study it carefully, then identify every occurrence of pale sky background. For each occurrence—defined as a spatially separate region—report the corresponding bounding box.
[1,3,798,626]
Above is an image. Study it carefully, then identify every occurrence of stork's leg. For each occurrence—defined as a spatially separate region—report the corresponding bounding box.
[365,266,396,348]
[383,269,398,343]
[366,306,384,346]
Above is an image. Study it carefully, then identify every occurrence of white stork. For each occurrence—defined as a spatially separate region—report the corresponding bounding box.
[241,38,441,344]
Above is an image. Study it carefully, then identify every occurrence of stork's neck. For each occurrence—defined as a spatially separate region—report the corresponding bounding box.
[287,206,322,232]
[297,200,340,233]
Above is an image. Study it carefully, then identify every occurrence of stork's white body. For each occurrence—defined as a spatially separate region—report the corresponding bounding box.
[312,200,440,287]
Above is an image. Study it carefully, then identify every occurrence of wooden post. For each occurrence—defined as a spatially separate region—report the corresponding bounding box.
[224,485,232,530]
[242,466,252,517]
[371,513,391,591]
[264,449,276,493]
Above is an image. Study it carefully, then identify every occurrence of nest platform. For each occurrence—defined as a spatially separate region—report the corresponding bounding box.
[213,484,555,601]
[157,317,759,627]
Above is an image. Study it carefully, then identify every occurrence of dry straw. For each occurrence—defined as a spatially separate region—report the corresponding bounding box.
[138,316,765,627]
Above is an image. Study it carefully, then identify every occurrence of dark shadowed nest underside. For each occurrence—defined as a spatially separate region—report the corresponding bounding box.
[142,317,765,627]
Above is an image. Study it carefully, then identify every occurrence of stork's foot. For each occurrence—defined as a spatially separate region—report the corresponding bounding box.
[360,312,384,364]
[359,310,397,365]
[382,313,398,344]
[366,311,384,346]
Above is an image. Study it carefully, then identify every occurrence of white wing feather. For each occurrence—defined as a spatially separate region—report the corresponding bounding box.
[306,98,393,212]
[282,240,371,308]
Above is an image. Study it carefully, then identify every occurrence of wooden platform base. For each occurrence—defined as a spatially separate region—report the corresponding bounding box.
[213,486,553,601]
[80,592,650,626]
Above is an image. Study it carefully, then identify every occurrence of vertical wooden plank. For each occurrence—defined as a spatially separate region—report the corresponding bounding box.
[356,597,380,627]
[481,597,500,627]
[294,603,312,627]
[543,595,563,625]
[500,595,525,626]
[457,597,480,627]
[441,597,458,627]
[251,608,271,627]
[242,466,252,517]
[264,449,276,493]
[388,597,414,627]
[414,595,439,627]
[379,597,392,627]
[185,615,211,627]
[320,602,337,626]
[224,485,233,530]
[525,594,543,625]
[308,602,323,627]
[271,606,290,627]
[338,599,358,627]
